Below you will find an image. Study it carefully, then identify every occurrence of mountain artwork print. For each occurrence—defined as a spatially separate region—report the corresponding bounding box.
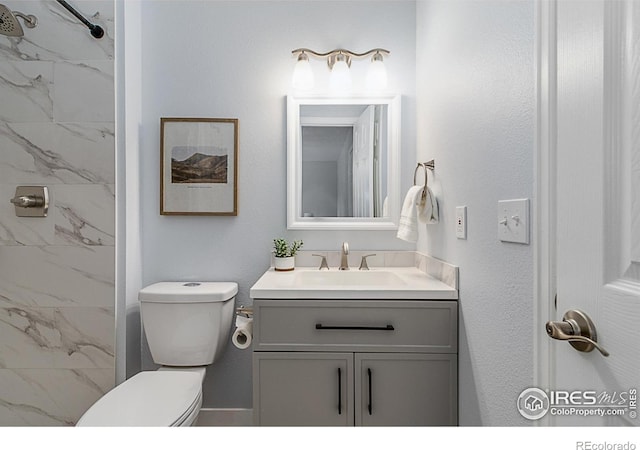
[171,146,228,184]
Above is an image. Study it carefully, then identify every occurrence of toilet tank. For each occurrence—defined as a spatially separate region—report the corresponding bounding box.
[139,282,238,366]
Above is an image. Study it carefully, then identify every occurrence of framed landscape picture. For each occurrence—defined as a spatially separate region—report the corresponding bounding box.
[160,118,238,215]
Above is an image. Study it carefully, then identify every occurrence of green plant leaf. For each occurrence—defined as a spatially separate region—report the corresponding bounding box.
[272,238,304,257]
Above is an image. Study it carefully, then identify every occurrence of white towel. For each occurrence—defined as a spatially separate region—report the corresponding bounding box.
[418,186,439,224]
[397,186,423,242]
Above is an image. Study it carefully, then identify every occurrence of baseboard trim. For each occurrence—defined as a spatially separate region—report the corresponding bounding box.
[195,408,254,426]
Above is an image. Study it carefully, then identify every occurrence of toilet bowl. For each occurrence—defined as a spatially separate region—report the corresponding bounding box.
[76,281,237,427]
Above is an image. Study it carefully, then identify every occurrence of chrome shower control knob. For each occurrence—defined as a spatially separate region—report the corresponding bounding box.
[9,186,49,217]
[10,195,42,207]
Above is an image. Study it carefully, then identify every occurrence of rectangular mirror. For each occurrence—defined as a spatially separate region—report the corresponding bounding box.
[287,95,401,230]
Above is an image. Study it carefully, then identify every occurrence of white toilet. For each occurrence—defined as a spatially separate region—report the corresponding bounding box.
[76,281,238,427]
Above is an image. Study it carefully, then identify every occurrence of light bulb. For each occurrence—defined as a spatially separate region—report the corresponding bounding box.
[329,54,352,93]
[366,53,388,91]
[292,53,314,90]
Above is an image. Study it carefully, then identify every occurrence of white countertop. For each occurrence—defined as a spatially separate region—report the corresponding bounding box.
[249,266,458,300]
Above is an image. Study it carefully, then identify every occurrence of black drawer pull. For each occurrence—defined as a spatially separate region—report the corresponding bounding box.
[337,367,342,415]
[367,368,373,415]
[315,324,395,331]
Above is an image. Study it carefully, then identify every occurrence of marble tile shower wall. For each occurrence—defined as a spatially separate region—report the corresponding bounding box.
[0,1,114,425]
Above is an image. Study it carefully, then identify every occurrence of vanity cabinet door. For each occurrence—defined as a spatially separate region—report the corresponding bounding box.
[253,352,354,426]
[355,353,457,426]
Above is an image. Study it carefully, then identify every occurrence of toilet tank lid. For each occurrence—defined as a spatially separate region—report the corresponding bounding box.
[139,282,238,303]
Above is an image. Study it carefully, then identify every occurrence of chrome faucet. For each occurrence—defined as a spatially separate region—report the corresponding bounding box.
[339,242,349,270]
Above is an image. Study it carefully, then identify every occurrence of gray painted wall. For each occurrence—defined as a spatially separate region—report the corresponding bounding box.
[416,0,535,425]
[302,161,339,217]
[139,0,416,408]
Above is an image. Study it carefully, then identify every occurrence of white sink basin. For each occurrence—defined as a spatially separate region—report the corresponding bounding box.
[293,270,405,287]
[250,267,458,300]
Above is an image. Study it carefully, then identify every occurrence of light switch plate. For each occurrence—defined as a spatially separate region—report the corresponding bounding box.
[455,206,467,239]
[498,199,529,244]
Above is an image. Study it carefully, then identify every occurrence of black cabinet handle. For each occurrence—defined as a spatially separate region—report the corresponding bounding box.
[367,368,373,415]
[315,324,394,331]
[337,367,342,415]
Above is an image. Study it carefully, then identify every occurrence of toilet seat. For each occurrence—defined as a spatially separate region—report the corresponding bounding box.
[76,371,203,427]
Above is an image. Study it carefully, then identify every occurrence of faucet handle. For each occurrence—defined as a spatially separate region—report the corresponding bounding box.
[312,254,330,270]
[359,254,377,271]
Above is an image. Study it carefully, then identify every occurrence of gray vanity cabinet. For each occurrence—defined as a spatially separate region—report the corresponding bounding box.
[252,299,458,426]
[354,353,457,426]
[253,352,354,426]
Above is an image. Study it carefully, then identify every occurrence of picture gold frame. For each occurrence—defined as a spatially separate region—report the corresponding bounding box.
[160,117,238,215]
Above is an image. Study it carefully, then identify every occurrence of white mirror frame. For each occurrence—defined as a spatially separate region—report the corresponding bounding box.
[287,94,401,230]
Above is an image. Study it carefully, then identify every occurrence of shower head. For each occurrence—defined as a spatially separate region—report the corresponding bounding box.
[0,4,37,37]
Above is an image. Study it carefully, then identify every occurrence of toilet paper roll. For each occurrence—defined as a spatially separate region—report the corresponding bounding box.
[232,315,253,350]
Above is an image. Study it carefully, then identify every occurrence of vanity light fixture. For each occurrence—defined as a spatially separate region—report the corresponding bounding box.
[365,51,388,91]
[329,52,352,93]
[291,48,390,92]
[292,51,314,90]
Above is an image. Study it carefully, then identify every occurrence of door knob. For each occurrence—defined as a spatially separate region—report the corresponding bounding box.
[546,309,609,357]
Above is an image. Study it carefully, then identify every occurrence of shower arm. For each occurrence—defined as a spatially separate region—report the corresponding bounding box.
[13,12,37,28]
[55,0,104,39]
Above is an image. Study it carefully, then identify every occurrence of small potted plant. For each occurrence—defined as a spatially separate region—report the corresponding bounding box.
[273,238,303,271]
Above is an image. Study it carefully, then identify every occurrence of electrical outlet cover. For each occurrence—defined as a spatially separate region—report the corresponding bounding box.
[456,206,467,239]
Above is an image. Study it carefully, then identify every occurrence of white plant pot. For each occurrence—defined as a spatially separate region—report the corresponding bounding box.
[274,256,295,272]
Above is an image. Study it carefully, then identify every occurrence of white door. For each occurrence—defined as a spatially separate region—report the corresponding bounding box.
[352,106,375,217]
[546,0,640,426]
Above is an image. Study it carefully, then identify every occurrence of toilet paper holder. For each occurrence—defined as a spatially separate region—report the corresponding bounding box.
[233,306,253,350]
[236,305,253,318]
